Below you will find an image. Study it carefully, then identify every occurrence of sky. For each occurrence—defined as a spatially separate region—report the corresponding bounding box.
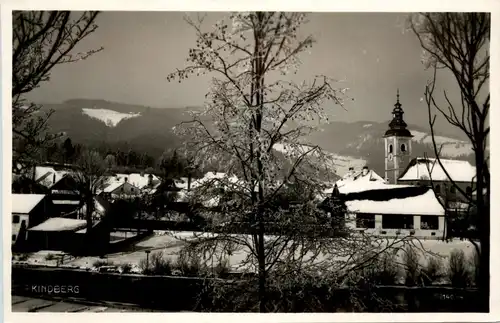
[25,11,463,135]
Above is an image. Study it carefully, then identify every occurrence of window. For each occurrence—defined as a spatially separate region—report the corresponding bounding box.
[388,144,393,154]
[450,185,456,194]
[356,214,375,229]
[382,214,414,229]
[434,184,441,194]
[13,215,20,224]
[401,143,406,152]
[131,188,134,192]
[466,186,472,196]
[421,216,439,230]
[12,235,16,241]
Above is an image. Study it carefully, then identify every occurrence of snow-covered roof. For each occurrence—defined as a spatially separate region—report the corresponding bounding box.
[398,157,476,183]
[34,166,69,188]
[323,181,411,195]
[102,181,127,193]
[113,173,161,189]
[346,188,445,216]
[12,194,45,214]
[191,172,239,189]
[28,218,87,232]
[79,196,110,216]
[336,168,386,187]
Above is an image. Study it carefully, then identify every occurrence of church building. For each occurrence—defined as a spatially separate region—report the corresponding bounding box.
[383,89,413,184]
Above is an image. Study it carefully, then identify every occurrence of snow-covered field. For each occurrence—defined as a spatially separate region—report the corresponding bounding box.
[82,108,141,127]
[15,231,478,276]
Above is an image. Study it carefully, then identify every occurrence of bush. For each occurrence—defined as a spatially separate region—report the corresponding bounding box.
[120,263,133,274]
[448,249,471,287]
[421,256,444,286]
[213,259,230,277]
[139,251,173,275]
[403,246,421,286]
[375,252,401,285]
[93,259,113,268]
[175,250,205,277]
[468,249,480,286]
[44,253,56,261]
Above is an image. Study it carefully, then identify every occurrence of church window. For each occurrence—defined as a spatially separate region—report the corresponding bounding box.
[389,144,393,154]
[401,143,406,152]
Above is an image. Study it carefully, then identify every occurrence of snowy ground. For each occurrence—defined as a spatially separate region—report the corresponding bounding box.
[14,231,478,277]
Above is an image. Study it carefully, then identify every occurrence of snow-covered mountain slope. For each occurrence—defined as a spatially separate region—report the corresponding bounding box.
[273,143,366,176]
[409,130,473,157]
[82,108,142,127]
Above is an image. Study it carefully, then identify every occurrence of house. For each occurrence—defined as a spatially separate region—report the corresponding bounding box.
[26,217,88,252]
[100,179,141,200]
[46,174,82,216]
[398,157,476,204]
[322,182,446,239]
[11,194,48,245]
[114,173,161,190]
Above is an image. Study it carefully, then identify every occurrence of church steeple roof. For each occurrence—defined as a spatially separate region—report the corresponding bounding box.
[384,89,413,138]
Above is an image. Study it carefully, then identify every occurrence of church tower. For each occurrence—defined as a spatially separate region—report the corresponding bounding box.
[384,89,413,184]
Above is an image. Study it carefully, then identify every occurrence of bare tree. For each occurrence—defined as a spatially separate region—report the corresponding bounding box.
[409,13,490,311]
[12,11,102,173]
[72,149,107,244]
[169,12,413,312]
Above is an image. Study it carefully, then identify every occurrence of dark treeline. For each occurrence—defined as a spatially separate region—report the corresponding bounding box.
[34,136,205,178]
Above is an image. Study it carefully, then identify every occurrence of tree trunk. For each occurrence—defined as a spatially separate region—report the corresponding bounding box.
[257,209,266,312]
[475,149,490,312]
[85,191,94,253]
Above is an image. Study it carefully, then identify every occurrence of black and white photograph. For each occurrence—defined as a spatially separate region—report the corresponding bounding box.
[4,1,497,317]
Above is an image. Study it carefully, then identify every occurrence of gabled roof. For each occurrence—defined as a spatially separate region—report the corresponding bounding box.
[34,166,69,188]
[12,194,45,214]
[345,188,444,216]
[102,180,140,193]
[337,169,386,187]
[28,217,87,232]
[322,185,445,216]
[114,173,160,189]
[398,157,476,183]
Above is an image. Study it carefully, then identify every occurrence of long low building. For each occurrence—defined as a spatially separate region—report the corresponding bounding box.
[323,182,446,239]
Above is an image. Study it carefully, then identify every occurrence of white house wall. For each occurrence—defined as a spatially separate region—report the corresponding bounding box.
[346,213,446,239]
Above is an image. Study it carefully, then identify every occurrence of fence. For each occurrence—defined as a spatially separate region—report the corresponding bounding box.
[11,265,483,312]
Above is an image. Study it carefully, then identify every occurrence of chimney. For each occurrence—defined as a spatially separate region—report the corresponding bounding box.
[362,166,369,176]
[124,177,128,183]
[148,174,153,186]
[53,173,56,184]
